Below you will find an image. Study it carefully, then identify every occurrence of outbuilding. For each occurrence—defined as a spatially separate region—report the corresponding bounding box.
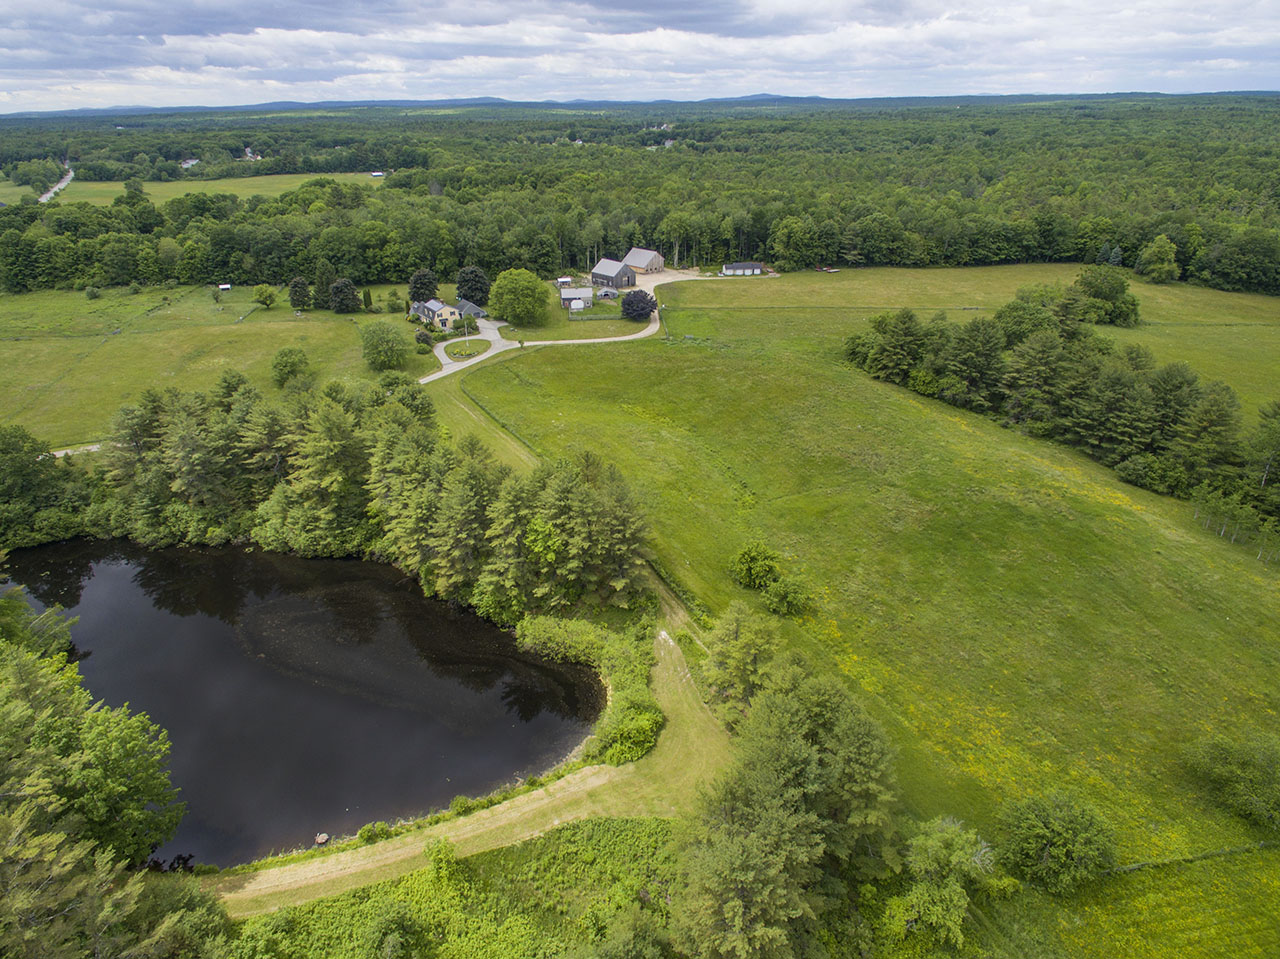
[560,287,594,308]
[622,247,664,274]
[591,258,636,289]
[721,262,764,276]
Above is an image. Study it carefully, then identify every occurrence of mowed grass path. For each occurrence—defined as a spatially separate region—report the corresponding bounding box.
[457,265,1280,957]
[56,172,384,206]
[0,285,437,447]
[214,627,730,917]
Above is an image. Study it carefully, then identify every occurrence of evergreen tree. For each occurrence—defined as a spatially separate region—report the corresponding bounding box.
[312,258,336,309]
[287,275,311,309]
[455,265,490,306]
[329,278,362,314]
[408,268,439,303]
[425,439,503,600]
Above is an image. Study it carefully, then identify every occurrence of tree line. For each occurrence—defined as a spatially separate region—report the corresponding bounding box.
[0,571,232,958]
[3,96,1280,294]
[845,267,1280,555]
[0,371,648,621]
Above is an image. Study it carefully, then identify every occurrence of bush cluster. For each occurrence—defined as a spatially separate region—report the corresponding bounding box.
[516,617,664,765]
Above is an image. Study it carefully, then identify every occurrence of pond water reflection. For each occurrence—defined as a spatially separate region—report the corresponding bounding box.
[4,540,600,866]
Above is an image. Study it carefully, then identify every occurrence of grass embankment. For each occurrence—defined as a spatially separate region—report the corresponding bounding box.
[56,172,384,206]
[214,626,730,917]
[453,264,1280,957]
[0,284,438,448]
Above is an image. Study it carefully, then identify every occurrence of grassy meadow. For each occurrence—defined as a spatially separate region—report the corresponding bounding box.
[55,171,384,206]
[0,283,435,447]
[445,264,1280,957]
[0,175,34,204]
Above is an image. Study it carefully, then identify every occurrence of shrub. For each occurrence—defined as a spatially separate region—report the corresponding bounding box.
[621,289,658,321]
[271,347,310,387]
[414,329,433,344]
[762,575,810,615]
[85,286,100,300]
[128,282,142,295]
[997,792,1116,894]
[516,617,663,765]
[1186,733,1280,830]
[360,320,409,371]
[729,540,782,590]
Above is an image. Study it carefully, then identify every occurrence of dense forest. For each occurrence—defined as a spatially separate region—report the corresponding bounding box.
[845,266,1280,554]
[2,95,1279,295]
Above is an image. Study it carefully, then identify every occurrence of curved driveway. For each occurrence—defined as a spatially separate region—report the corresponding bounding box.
[418,268,710,385]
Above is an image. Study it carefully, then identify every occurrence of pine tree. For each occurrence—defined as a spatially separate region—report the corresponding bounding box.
[425,440,502,600]
[408,268,439,303]
[312,258,336,310]
[287,276,311,309]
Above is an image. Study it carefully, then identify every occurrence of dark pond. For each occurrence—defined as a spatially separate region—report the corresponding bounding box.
[3,540,600,867]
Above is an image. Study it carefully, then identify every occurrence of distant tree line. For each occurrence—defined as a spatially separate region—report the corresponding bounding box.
[845,267,1280,554]
[3,97,1280,294]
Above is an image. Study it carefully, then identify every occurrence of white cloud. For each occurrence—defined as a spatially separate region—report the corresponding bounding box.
[0,0,1275,112]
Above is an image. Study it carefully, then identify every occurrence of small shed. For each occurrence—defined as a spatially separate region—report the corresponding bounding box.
[560,287,594,308]
[556,276,574,288]
[591,258,636,289]
[569,299,585,313]
[722,262,764,276]
[597,287,619,300]
[217,283,232,291]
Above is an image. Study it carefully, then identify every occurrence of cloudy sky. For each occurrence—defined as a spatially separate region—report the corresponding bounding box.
[1,0,1276,113]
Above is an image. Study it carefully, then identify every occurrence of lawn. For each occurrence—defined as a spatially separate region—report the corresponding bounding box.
[454,265,1280,957]
[0,284,437,448]
[54,172,384,206]
[500,290,648,341]
[0,175,34,204]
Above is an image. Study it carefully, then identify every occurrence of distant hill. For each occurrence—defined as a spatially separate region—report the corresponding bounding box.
[4,90,1277,120]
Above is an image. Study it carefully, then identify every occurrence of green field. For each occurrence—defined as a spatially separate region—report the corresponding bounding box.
[501,298,644,342]
[445,265,1280,957]
[0,175,34,204]
[0,284,436,447]
[55,171,384,206]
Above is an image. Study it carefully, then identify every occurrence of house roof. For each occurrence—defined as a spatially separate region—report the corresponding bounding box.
[560,287,594,300]
[724,262,763,270]
[457,298,487,316]
[424,298,446,311]
[592,258,629,276]
[622,247,661,268]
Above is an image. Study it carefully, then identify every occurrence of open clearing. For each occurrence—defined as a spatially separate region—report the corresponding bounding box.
[453,264,1280,957]
[0,284,438,448]
[54,172,384,206]
[213,626,730,917]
